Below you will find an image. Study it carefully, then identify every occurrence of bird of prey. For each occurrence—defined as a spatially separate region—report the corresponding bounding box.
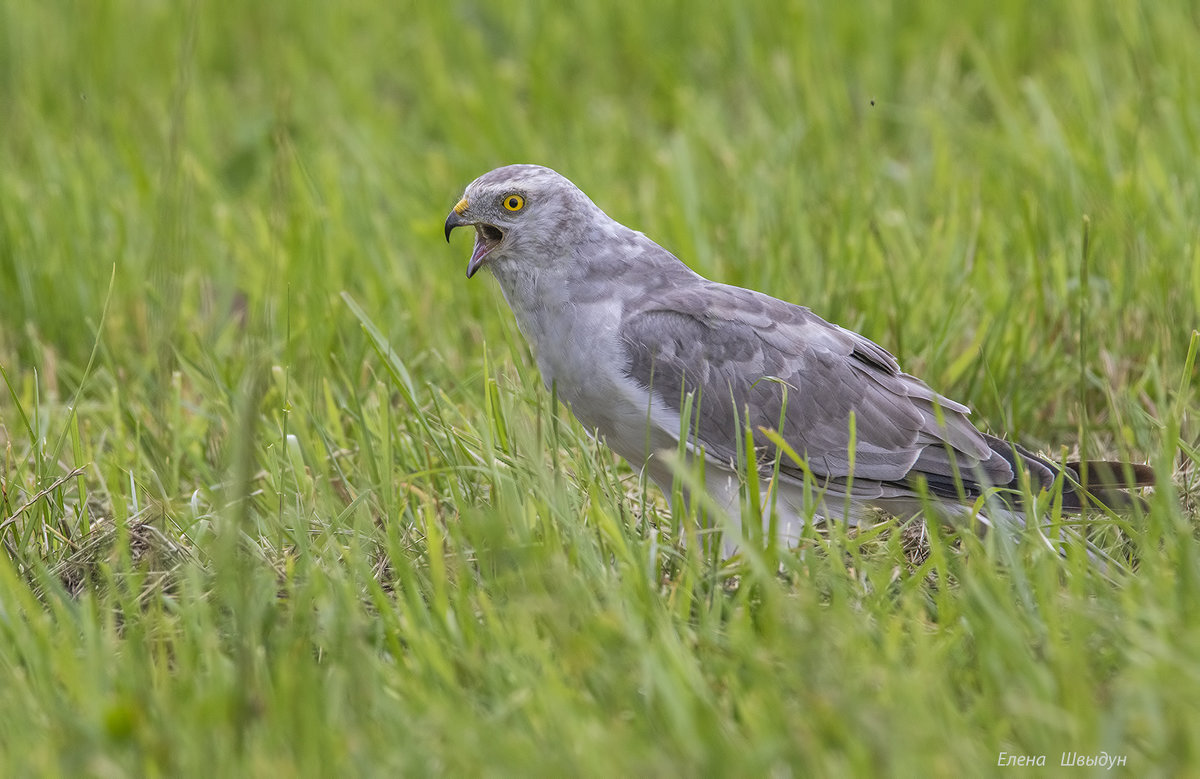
[444,164,1151,555]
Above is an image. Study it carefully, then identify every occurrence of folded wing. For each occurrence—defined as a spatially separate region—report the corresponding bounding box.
[618,281,1014,495]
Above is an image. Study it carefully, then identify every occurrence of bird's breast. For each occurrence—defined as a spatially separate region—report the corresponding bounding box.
[490,261,680,465]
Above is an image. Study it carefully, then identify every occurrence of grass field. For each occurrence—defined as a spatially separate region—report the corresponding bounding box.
[2,0,1199,775]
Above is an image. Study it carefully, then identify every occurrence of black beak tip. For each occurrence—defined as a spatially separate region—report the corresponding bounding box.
[444,211,467,243]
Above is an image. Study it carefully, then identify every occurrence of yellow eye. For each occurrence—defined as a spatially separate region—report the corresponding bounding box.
[502,194,524,211]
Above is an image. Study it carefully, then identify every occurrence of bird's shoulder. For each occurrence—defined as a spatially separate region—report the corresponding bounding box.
[619,277,902,379]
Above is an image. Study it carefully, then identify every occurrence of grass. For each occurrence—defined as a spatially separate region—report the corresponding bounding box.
[1,0,1198,774]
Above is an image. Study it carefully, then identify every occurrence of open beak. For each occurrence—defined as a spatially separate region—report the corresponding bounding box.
[444,199,504,278]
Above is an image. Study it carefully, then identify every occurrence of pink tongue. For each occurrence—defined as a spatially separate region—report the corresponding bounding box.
[471,234,491,265]
[466,234,492,277]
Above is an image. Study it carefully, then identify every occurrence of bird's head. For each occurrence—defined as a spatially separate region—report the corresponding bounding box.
[444,164,594,278]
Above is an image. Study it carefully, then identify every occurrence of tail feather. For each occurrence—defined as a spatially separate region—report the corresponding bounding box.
[1061,460,1155,512]
[988,436,1154,512]
[1066,460,1156,488]
[921,434,1155,513]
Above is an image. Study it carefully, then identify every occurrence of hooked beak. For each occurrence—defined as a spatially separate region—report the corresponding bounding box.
[444,197,505,278]
[444,210,467,242]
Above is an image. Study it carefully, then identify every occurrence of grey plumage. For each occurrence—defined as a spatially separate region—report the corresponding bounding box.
[444,164,1150,554]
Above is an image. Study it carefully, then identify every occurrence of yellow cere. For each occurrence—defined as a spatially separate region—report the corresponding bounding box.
[453,198,469,215]
[503,194,524,211]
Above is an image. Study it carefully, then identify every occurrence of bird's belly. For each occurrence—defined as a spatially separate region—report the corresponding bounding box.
[532,327,676,469]
[549,363,667,466]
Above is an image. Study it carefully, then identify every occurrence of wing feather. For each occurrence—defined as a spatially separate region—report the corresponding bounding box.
[619,281,1011,489]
